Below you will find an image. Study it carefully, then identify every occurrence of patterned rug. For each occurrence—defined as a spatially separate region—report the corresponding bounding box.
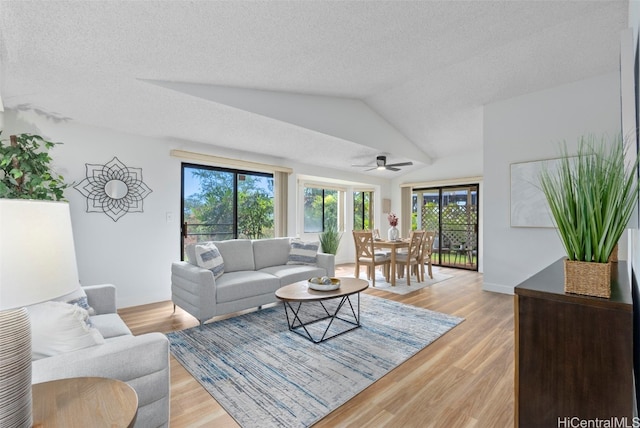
[168,293,463,428]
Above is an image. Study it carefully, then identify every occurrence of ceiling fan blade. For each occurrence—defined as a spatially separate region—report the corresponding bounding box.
[385,161,413,168]
[353,156,411,172]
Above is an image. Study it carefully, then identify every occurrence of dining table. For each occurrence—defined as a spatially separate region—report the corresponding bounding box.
[373,238,409,286]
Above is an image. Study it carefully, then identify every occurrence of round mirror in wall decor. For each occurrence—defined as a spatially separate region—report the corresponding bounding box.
[104,179,129,200]
[74,157,153,222]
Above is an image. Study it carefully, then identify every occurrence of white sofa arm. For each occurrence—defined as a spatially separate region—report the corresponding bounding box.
[171,261,217,324]
[316,252,335,277]
[83,284,117,315]
[32,333,170,428]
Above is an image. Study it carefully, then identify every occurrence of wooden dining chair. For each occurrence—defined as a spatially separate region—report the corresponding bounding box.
[419,231,436,280]
[371,228,392,258]
[352,230,390,287]
[372,229,381,240]
[395,230,424,285]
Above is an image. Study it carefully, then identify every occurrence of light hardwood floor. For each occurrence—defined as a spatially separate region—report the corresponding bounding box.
[118,264,515,427]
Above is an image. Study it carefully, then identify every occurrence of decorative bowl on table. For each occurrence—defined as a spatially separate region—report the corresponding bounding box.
[308,276,341,291]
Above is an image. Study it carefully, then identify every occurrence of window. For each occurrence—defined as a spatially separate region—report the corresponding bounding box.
[303,186,341,233]
[182,163,274,257]
[353,191,373,230]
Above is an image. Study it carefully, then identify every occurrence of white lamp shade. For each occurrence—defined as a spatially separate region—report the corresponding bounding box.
[0,199,80,310]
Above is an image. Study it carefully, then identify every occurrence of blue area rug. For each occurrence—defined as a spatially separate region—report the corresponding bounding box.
[167,293,463,428]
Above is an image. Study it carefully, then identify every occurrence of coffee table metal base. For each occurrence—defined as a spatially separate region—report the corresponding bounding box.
[282,293,361,343]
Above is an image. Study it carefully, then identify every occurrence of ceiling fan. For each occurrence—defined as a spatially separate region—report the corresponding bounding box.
[352,155,413,172]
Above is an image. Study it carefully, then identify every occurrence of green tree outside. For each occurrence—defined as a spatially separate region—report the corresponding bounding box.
[304,187,338,232]
[185,168,274,242]
[353,191,371,230]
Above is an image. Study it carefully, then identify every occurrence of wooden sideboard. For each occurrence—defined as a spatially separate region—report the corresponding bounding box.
[514,259,634,427]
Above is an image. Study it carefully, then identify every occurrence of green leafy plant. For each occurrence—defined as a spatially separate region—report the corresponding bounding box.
[0,132,68,200]
[319,223,342,255]
[539,133,639,263]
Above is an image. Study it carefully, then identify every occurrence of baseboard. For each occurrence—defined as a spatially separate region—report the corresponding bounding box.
[335,257,352,266]
[482,282,514,295]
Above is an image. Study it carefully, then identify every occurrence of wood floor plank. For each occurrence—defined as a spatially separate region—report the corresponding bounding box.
[118,264,514,427]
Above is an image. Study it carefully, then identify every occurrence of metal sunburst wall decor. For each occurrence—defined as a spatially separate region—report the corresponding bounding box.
[74,157,153,222]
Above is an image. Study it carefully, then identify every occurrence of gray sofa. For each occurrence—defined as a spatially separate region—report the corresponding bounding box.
[31,284,170,428]
[171,237,335,325]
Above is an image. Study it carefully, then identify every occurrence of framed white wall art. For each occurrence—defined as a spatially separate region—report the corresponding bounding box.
[510,159,559,228]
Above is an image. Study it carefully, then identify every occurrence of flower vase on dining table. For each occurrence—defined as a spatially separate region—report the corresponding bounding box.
[387,212,400,241]
[388,226,399,241]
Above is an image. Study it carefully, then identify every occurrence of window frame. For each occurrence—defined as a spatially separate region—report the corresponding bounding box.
[181,162,274,259]
[301,182,345,233]
[353,190,374,231]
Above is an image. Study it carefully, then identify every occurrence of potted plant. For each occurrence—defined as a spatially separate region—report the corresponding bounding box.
[319,223,342,255]
[0,133,68,200]
[538,133,639,298]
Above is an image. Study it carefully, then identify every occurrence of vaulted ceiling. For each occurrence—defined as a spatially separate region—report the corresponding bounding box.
[0,1,630,177]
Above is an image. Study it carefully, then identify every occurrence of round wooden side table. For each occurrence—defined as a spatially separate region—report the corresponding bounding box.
[32,377,138,428]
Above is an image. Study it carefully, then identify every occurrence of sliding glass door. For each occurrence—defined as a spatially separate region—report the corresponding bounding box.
[413,184,478,271]
[181,163,274,259]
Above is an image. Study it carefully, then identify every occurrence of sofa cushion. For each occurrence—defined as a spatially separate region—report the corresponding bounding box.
[90,313,132,339]
[27,301,105,361]
[287,239,319,265]
[214,239,255,272]
[53,286,96,315]
[185,244,198,265]
[215,271,281,303]
[253,238,292,270]
[260,265,329,286]
[195,242,225,279]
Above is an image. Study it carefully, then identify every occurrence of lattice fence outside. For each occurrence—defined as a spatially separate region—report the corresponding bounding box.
[421,204,478,249]
[421,204,439,231]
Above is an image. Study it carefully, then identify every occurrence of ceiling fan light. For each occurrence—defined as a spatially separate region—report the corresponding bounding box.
[377,165,385,171]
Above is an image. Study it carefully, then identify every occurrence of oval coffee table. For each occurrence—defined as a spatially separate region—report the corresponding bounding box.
[275,277,368,343]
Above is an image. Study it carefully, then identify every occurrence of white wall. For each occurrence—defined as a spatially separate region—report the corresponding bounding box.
[3,109,390,308]
[2,112,181,308]
[483,72,621,294]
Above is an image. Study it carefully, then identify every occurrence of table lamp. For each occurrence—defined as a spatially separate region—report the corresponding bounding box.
[0,200,80,427]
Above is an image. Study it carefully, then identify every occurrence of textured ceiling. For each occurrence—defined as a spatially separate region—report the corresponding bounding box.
[0,1,630,177]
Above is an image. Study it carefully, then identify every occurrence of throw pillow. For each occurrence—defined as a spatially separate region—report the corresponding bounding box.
[27,301,105,361]
[287,239,320,265]
[195,242,225,279]
[53,286,96,315]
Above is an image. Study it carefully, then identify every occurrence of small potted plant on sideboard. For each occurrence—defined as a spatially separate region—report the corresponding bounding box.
[538,133,639,298]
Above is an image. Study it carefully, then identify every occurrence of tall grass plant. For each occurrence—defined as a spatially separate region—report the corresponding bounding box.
[539,133,639,263]
[319,223,342,255]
